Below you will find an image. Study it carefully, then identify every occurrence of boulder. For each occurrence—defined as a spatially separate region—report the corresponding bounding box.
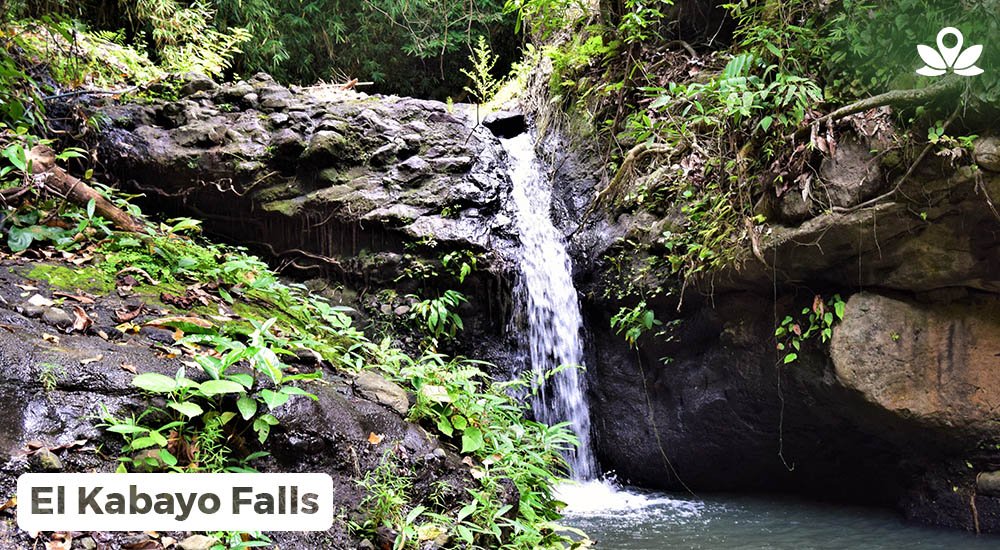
[352,371,411,415]
[974,136,1000,172]
[831,292,1000,437]
[483,110,526,138]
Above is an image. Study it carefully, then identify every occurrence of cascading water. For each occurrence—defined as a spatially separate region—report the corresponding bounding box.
[501,130,692,520]
[502,132,598,480]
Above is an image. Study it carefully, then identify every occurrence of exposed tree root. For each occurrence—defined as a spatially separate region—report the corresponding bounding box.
[27,145,145,233]
[830,103,961,214]
[572,141,684,235]
[786,77,963,141]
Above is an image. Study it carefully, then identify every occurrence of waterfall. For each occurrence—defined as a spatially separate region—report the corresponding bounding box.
[502,132,598,480]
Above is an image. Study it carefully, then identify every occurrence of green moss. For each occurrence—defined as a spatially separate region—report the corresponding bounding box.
[26,264,114,293]
[261,198,303,216]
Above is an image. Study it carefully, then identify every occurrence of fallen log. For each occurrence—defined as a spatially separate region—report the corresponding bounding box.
[27,145,145,233]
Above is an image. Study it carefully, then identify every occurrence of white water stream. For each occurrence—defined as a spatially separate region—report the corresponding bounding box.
[503,132,598,480]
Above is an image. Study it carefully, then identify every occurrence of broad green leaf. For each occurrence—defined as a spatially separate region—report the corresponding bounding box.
[132,372,178,393]
[461,427,484,454]
[148,430,168,447]
[158,448,178,467]
[199,379,246,396]
[106,424,147,435]
[130,436,157,450]
[456,501,477,522]
[437,415,454,437]
[227,373,255,389]
[237,395,257,420]
[783,353,798,364]
[168,401,204,418]
[7,226,32,252]
[279,385,317,400]
[260,388,290,410]
[252,347,284,384]
[834,300,845,320]
[420,384,451,403]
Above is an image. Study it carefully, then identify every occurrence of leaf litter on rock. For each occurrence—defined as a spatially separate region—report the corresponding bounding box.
[72,306,92,332]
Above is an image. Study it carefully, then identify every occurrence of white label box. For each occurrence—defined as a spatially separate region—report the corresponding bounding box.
[17,473,334,532]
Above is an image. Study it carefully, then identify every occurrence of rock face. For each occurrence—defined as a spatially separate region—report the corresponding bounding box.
[95,74,519,347]
[567,125,1000,531]
[98,74,514,259]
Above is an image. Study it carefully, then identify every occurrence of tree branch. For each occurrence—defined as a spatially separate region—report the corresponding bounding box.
[28,145,145,233]
[785,77,964,141]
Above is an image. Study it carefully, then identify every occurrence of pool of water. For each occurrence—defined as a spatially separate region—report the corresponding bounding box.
[557,480,1000,549]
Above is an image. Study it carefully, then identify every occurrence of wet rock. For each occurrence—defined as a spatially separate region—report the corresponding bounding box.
[483,110,526,138]
[396,156,430,184]
[353,371,410,415]
[139,326,175,345]
[42,307,73,330]
[292,347,323,365]
[121,534,152,547]
[270,128,306,161]
[302,130,352,165]
[30,449,62,471]
[974,136,1000,171]
[179,73,217,97]
[815,135,886,208]
[977,471,1000,496]
[18,304,44,318]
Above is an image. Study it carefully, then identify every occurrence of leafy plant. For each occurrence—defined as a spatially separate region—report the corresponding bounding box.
[775,294,847,364]
[410,289,468,341]
[360,351,585,549]
[462,35,503,104]
[610,301,661,348]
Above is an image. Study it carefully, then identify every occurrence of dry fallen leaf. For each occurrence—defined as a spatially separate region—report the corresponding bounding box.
[367,432,384,445]
[72,306,92,332]
[53,291,95,305]
[70,254,93,266]
[15,284,38,291]
[120,363,137,374]
[42,333,59,343]
[161,536,176,549]
[122,540,161,550]
[45,532,72,550]
[115,303,146,323]
[80,354,103,366]
[145,316,212,329]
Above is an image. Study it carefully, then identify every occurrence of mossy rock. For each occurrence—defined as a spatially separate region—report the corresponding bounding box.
[25,264,114,294]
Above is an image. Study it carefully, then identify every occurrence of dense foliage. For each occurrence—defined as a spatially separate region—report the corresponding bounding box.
[1,0,518,98]
[510,0,997,306]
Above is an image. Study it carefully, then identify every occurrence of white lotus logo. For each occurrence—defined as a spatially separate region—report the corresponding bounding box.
[917,27,983,76]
